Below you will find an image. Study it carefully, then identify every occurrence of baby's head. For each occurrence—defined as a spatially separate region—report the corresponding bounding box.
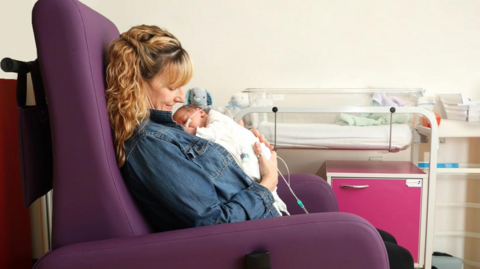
[173,104,208,129]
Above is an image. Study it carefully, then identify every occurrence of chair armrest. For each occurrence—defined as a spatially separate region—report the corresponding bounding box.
[35,212,388,269]
[277,173,338,214]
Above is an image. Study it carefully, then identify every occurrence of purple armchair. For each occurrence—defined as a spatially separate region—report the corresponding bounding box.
[26,0,389,268]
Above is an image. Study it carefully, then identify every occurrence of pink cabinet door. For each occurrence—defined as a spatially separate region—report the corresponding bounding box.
[332,178,422,263]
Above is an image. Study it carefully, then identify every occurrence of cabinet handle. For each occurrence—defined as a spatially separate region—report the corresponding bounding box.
[340,185,369,189]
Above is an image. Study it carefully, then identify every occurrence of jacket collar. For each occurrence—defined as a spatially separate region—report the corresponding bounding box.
[149,109,183,130]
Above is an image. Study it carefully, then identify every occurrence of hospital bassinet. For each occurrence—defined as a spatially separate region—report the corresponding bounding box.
[237,88,424,152]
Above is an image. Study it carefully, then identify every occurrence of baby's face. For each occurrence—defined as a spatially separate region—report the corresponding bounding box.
[173,109,206,129]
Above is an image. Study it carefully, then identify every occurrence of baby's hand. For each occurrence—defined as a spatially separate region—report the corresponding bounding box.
[184,126,197,135]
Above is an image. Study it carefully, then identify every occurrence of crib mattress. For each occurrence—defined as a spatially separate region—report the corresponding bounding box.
[257,122,412,151]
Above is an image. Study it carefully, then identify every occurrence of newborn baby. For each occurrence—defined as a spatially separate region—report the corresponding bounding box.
[173,104,289,216]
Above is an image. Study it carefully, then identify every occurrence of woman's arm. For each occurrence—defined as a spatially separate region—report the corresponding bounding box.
[124,135,277,230]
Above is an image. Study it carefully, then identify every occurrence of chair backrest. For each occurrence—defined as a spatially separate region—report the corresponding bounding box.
[32,0,152,249]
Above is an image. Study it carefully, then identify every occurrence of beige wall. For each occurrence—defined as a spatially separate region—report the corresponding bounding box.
[0,1,37,79]
[2,0,480,105]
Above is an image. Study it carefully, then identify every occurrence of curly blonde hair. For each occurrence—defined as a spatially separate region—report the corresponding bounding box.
[105,25,193,167]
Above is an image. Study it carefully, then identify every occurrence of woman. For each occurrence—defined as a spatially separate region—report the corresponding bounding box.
[105,25,280,233]
[105,25,413,269]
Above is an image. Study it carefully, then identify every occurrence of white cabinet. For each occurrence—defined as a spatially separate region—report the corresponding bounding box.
[418,119,480,269]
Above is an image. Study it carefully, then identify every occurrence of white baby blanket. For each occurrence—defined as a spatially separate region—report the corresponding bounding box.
[257,121,412,151]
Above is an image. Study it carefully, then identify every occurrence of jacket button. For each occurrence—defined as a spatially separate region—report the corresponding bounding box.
[196,146,202,150]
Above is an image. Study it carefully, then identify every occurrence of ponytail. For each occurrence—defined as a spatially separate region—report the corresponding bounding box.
[105,25,193,167]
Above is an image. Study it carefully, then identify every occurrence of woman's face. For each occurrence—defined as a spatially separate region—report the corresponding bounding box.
[144,75,185,111]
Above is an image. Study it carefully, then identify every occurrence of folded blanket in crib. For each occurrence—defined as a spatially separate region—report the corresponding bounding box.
[336,92,410,126]
[337,114,385,126]
[337,113,409,126]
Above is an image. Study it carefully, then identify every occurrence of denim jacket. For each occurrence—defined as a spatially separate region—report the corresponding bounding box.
[122,109,280,232]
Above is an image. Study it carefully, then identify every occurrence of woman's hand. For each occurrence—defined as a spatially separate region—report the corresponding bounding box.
[253,142,278,192]
[250,129,274,151]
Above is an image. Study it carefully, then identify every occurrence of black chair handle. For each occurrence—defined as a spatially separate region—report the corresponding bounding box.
[1,57,29,73]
